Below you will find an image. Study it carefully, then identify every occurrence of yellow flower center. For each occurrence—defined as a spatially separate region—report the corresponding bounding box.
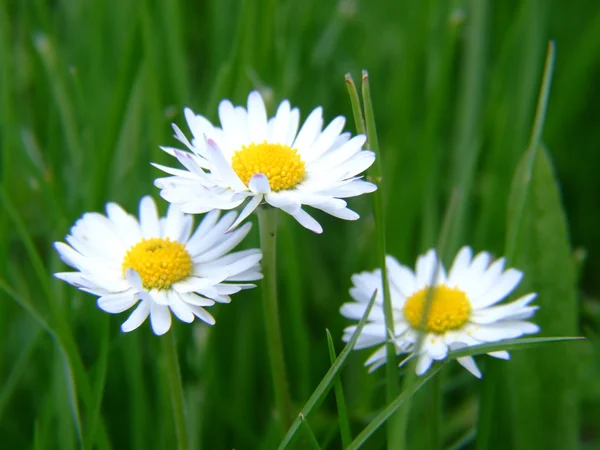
[122,238,192,290]
[403,285,471,333]
[231,141,305,191]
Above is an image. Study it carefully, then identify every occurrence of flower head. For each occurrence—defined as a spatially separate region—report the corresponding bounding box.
[54,196,262,335]
[153,90,377,233]
[340,247,539,378]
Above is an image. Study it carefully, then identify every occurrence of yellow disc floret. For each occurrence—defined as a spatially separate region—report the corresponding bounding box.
[403,285,472,333]
[122,238,192,290]
[231,141,305,191]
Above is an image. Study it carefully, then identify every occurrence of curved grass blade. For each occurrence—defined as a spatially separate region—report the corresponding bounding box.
[446,336,583,360]
[300,414,322,450]
[278,290,378,450]
[326,330,352,448]
[347,366,442,450]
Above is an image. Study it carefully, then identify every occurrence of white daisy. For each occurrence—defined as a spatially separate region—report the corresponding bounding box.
[153,90,377,234]
[54,196,262,336]
[340,247,539,378]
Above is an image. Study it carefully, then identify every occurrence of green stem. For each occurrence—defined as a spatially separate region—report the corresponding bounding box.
[163,331,189,450]
[361,70,401,450]
[257,206,292,432]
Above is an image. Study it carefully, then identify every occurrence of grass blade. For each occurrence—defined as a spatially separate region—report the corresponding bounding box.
[446,336,583,360]
[326,330,352,448]
[300,414,322,450]
[347,366,443,450]
[504,145,580,450]
[278,290,378,450]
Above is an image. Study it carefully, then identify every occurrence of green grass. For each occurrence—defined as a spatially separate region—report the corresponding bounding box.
[1,0,599,448]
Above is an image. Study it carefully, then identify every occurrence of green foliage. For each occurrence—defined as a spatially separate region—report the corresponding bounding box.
[1,0,598,448]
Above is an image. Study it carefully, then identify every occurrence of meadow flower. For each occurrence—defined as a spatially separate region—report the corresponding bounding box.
[340,247,539,378]
[54,196,262,335]
[153,90,377,233]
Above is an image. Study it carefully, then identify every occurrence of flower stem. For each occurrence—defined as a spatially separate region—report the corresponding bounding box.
[257,205,292,432]
[163,330,189,450]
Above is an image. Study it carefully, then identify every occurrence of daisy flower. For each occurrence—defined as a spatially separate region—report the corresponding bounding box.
[153,90,377,234]
[54,196,262,335]
[340,247,539,378]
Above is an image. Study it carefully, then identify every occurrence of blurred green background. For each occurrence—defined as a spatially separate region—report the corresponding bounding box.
[1,0,599,448]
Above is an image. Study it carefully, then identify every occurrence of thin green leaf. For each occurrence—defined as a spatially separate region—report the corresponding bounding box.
[84,316,111,450]
[326,330,352,448]
[505,41,556,260]
[447,336,583,360]
[361,69,400,450]
[344,74,366,136]
[504,144,580,450]
[0,328,42,421]
[300,414,322,450]
[347,366,442,450]
[278,290,378,450]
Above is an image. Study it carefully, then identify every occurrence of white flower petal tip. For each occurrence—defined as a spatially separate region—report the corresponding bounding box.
[53,196,261,334]
[340,247,540,378]
[153,91,376,233]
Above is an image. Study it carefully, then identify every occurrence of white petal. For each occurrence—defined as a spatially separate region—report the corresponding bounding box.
[270,100,290,144]
[339,302,385,322]
[169,303,195,323]
[249,173,271,194]
[415,250,439,289]
[264,191,301,214]
[473,269,524,309]
[150,303,172,335]
[425,335,449,360]
[194,222,253,262]
[386,255,416,298]
[469,321,539,341]
[471,293,538,323]
[121,300,151,333]
[464,258,506,301]
[164,204,185,240]
[416,354,433,376]
[290,208,323,234]
[247,91,268,142]
[302,116,346,163]
[310,135,366,170]
[167,291,195,323]
[293,107,323,152]
[285,108,300,146]
[364,345,388,367]
[187,304,216,325]
[488,350,510,360]
[227,195,263,231]
[179,292,216,307]
[218,99,244,150]
[54,272,98,291]
[125,269,145,292]
[97,293,138,314]
[186,210,221,246]
[150,289,170,305]
[447,246,472,287]
[205,138,247,191]
[185,210,238,255]
[456,356,482,378]
[139,196,160,237]
[105,203,142,247]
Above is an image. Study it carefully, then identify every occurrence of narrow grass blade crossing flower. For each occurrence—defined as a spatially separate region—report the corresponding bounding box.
[340,246,540,377]
[53,196,262,335]
[153,90,377,233]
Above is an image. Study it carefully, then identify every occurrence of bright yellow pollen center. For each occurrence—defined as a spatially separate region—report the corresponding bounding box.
[122,238,192,290]
[231,141,305,191]
[403,285,471,333]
